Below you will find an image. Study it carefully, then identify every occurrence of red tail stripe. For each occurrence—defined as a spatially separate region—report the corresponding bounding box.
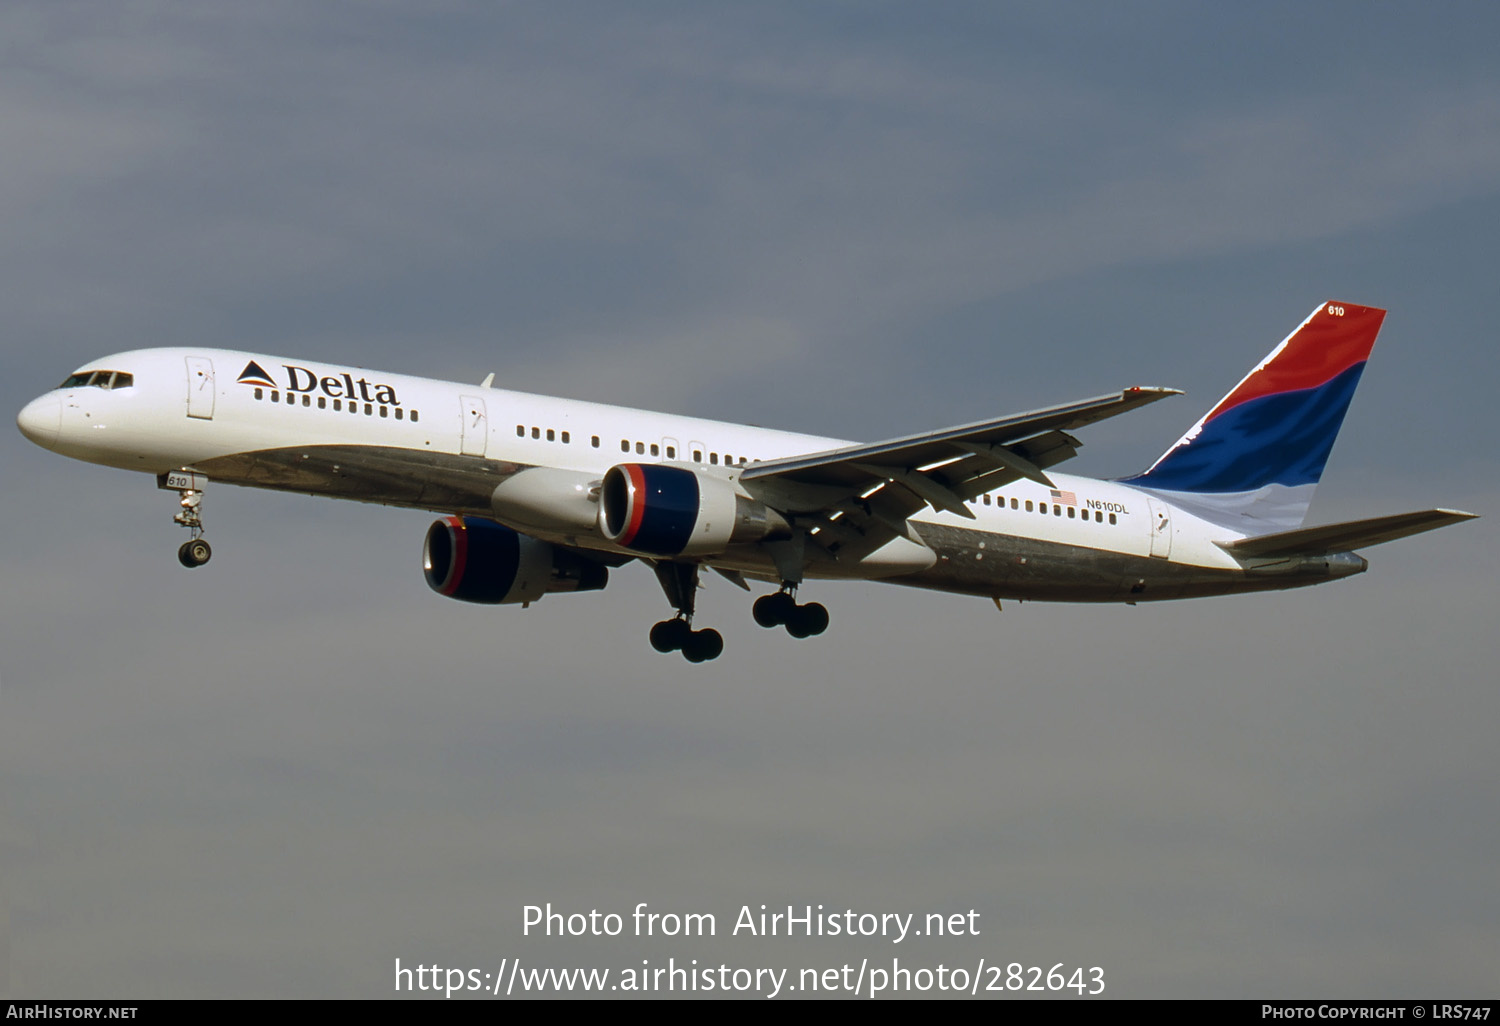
[1208,303,1383,421]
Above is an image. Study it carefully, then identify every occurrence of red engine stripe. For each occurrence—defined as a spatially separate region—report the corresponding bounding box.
[620,464,648,547]
[442,516,467,596]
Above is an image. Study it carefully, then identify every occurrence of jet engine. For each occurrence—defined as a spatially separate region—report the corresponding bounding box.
[423,516,608,604]
[598,463,790,556]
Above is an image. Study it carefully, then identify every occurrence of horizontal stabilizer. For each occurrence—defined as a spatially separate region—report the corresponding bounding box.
[1218,508,1477,558]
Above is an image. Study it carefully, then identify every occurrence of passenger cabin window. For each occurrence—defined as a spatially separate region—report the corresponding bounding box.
[246,381,418,424]
[666,446,676,458]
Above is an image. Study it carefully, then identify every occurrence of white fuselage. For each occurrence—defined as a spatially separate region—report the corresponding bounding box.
[18,347,1357,604]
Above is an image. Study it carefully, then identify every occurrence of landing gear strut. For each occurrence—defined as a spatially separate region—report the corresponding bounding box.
[753,586,829,638]
[162,470,212,568]
[649,562,724,662]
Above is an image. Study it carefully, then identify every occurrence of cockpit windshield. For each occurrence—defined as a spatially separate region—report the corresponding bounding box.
[59,370,134,390]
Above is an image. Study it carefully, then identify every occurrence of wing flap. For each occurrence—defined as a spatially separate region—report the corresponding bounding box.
[1218,509,1477,558]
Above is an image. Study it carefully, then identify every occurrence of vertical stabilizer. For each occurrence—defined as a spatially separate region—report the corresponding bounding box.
[1119,301,1385,533]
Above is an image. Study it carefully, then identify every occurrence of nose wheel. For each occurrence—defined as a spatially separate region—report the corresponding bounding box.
[753,589,829,638]
[178,538,213,567]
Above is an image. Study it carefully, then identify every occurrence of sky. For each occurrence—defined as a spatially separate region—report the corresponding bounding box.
[3,1,1497,1000]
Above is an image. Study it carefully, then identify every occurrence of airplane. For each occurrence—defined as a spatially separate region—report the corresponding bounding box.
[15,300,1476,662]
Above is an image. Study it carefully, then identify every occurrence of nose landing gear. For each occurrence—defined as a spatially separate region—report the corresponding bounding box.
[160,470,212,567]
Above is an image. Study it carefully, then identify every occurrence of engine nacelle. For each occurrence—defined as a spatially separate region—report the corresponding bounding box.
[423,516,608,604]
[598,463,790,556]
[489,467,600,535]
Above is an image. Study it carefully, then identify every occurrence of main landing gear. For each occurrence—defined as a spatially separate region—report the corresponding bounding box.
[752,588,829,638]
[646,564,831,661]
[650,562,724,662]
[163,470,212,568]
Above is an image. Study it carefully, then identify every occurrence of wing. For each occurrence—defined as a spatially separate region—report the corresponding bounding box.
[739,387,1180,564]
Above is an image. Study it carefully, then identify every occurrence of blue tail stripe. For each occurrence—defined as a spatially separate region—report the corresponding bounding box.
[1122,362,1365,493]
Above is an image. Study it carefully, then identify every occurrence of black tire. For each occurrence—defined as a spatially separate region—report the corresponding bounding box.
[649,620,677,652]
[650,619,691,653]
[801,602,829,636]
[682,628,724,663]
[178,539,212,567]
[770,592,797,622]
[752,595,782,628]
[697,628,724,661]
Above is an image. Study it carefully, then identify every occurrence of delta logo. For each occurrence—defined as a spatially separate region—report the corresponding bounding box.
[237,360,401,405]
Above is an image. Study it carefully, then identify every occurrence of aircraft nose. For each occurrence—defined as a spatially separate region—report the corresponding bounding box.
[17,393,62,449]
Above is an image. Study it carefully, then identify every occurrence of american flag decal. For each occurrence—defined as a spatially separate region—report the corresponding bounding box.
[1050,489,1077,506]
